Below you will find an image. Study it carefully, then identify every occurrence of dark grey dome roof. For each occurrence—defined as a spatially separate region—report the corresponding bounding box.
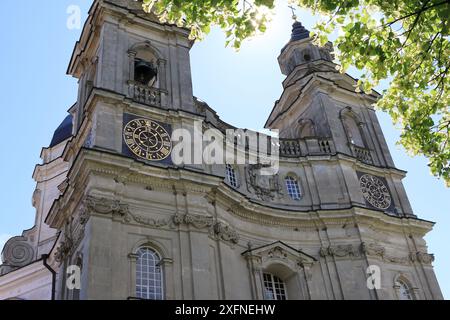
[290,21,310,42]
[281,21,310,53]
[49,114,73,147]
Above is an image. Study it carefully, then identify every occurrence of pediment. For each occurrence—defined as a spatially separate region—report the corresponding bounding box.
[242,241,316,266]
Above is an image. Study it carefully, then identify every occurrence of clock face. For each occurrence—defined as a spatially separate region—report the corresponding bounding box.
[123,118,172,161]
[359,174,392,210]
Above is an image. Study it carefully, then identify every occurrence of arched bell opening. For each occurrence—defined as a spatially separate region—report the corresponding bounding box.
[134,58,158,87]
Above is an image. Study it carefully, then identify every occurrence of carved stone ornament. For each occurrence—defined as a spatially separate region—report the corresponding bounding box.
[243,241,316,271]
[412,252,435,265]
[320,244,360,258]
[124,209,239,246]
[361,242,432,266]
[361,242,385,257]
[1,236,34,268]
[54,224,87,264]
[213,222,240,245]
[53,203,90,264]
[54,237,73,263]
[359,174,392,210]
[246,164,282,201]
[268,246,289,260]
[84,196,130,216]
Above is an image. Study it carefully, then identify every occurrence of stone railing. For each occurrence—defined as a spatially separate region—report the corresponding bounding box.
[279,139,301,157]
[128,81,164,107]
[279,138,335,157]
[350,144,373,164]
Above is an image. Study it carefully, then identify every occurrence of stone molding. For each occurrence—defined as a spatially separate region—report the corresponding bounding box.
[317,242,434,266]
[360,242,434,266]
[57,149,431,236]
[82,195,239,246]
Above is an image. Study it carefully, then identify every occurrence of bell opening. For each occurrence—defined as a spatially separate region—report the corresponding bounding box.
[134,59,158,86]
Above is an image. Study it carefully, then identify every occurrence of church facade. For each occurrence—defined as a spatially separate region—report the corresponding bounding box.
[0,0,443,300]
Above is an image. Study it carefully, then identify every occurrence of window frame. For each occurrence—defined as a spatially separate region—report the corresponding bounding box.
[225,164,239,188]
[285,176,302,200]
[396,279,415,300]
[263,273,288,300]
[135,247,164,300]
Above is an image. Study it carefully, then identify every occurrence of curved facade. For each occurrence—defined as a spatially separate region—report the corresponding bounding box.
[0,0,443,300]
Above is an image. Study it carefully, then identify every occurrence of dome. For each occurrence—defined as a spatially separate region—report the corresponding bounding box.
[49,114,73,147]
[281,21,311,53]
[290,21,310,42]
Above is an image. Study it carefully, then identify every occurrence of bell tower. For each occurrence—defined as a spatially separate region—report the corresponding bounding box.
[45,0,201,299]
[265,19,416,217]
[68,0,195,135]
[266,20,399,170]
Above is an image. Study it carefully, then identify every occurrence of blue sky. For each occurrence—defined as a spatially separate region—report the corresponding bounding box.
[0,1,448,299]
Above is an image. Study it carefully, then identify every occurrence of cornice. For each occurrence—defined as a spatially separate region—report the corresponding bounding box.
[212,184,433,235]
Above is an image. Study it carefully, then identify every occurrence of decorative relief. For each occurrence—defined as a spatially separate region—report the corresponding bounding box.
[245,164,282,201]
[243,241,316,272]
[54,226,86,264]
[361,242,409,265]
[360,242,434,266]
[412,252,434,265]
[84,196,130,217]
[119,199,238,245]
[180,214,215,230]
[360,242,385,257]
[125,212,174,228]
[359,174,392,210]
[213,222,240,245]
[384,255,410,265]
[320,244,360,258]
[1,236,35,268]
[54,237,73,263]
[54,204,90,264]
[71,196,239,246]
[267,246,289,260]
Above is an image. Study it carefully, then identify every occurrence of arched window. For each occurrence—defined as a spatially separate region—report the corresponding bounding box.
[285,176,302,200]
[396,279,414,300]
[136,247,164,300]
[128,42,165,90]
[298,119,316,138]
[342,115,365,147]
[263,273,287,300]
[226,164,238,188]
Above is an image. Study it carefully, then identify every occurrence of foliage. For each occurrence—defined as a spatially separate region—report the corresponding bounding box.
[143,0,450,186]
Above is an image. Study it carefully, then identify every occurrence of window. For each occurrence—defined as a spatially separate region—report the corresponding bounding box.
[285,176,302,200]
[136,247,164,300]
[342,115,365,147]
[397,280,414,300]
[226,164,238,188]
[263,273,287,300]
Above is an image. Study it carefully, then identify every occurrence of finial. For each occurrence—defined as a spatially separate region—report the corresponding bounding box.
[288,5,297,21]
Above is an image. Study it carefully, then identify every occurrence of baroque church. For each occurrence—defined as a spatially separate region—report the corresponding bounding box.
[0,0,443,300]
